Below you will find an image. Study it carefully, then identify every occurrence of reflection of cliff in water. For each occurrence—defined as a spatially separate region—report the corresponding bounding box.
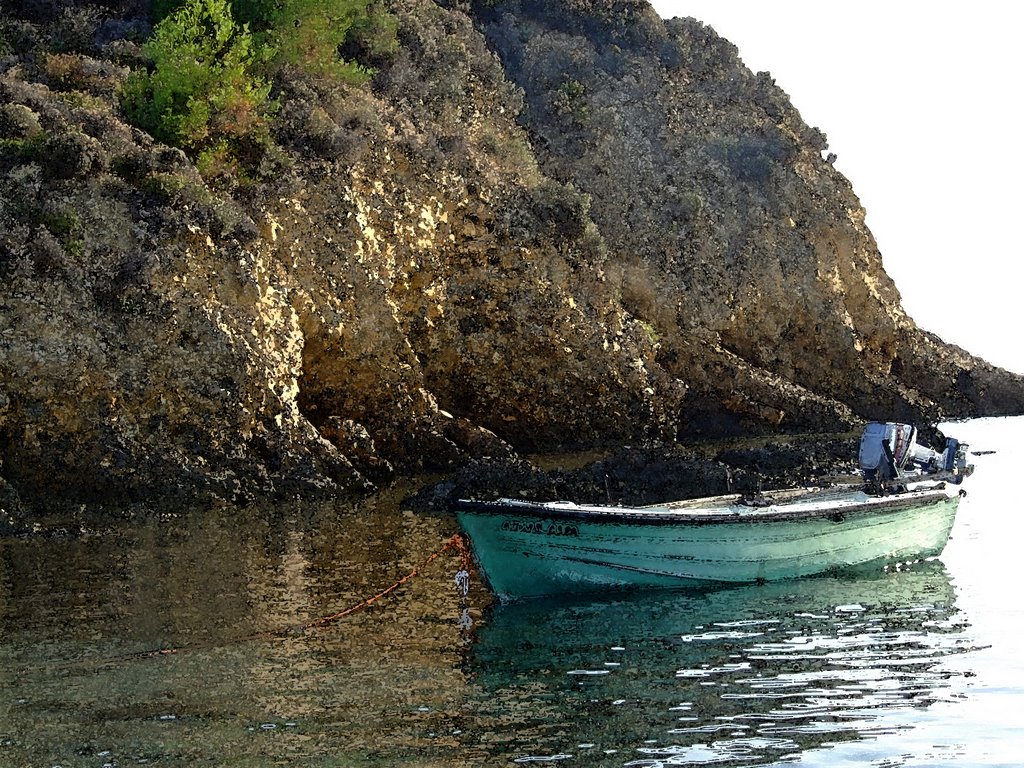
[466,562,974,765]
[0,499,477,767]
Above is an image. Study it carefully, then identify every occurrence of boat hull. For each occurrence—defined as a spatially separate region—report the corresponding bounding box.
[455,489,960,600]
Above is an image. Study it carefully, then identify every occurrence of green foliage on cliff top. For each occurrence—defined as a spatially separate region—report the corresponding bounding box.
[148,0,398,81]
[237,0,397,84]
[121,0,272,160]
[122,0,397,175]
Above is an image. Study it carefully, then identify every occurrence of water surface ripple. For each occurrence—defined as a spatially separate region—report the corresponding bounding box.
[2,417,1024,766]
[469,562,978,766]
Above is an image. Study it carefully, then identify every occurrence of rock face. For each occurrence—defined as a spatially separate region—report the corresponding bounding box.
[1,0,1022,511]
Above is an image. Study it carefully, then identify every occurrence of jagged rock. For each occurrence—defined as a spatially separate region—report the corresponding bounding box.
[0,1,1022,513]
[406,434,860,512]
[0,102,42,137]
[0,473,26,534]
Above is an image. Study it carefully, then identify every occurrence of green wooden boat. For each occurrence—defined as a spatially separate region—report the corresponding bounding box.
[455,423,973,600]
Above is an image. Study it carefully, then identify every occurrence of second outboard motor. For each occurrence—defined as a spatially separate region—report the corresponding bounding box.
[939,437,973,483]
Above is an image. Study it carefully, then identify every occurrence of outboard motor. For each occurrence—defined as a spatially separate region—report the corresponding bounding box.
[859,422,973,491]
[937,436,973,483]
[859,422,913,484]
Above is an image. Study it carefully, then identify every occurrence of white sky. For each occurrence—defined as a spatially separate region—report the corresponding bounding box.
[649,1,1024,375]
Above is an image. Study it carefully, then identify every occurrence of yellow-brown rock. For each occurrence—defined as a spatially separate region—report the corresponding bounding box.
[1,0,1021,511]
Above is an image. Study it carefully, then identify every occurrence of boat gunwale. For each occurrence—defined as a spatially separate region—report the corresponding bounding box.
[454,487,956,527]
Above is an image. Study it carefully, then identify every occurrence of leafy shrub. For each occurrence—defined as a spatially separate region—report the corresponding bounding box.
[49,6,104,53]
[341,4,400,70]
[0,104,44,143]
[256,0,372,83]
[151,0,185,23]
[124,0,398,176]
[138,170,191,201]
[551,77,590,122]
[40,52,126,94]
[120,0,272,157]
[214,0,397,85]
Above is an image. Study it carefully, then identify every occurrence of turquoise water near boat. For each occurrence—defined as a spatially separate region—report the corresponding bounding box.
[1,417,1022,766]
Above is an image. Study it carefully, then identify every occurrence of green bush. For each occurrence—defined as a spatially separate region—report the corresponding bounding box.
[275,5,370,83]
[121,0,272,154]
[123,0,398,178]
[551,77,590,123]
[342,4,400,69]
[0,133,48,162]
[238,0,393,84]
[0,21,11,57]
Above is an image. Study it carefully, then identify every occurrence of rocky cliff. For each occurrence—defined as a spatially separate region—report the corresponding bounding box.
[2,0,1022,514]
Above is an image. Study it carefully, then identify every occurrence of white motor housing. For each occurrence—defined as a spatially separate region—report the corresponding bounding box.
[859,422,972,486]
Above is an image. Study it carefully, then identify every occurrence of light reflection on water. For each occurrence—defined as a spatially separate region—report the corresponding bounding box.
[3,417,1024,766]
[468,562,976,766]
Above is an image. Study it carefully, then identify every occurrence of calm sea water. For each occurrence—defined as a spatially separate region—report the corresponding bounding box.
[2,417,1022,767]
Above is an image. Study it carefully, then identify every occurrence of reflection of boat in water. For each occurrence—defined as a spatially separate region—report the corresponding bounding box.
[471,560,961,676]
[456,423,973,600]
[466,561,973,766]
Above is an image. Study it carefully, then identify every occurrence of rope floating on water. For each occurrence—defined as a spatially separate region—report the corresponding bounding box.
[301,532,472,631]
[97,532,474,666]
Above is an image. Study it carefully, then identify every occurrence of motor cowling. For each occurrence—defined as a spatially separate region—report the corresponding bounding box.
[859,422,973,485]
[859,422,915,482]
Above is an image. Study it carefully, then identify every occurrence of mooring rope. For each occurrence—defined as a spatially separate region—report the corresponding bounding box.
[33,532,473,671]
[300,532,472,631]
